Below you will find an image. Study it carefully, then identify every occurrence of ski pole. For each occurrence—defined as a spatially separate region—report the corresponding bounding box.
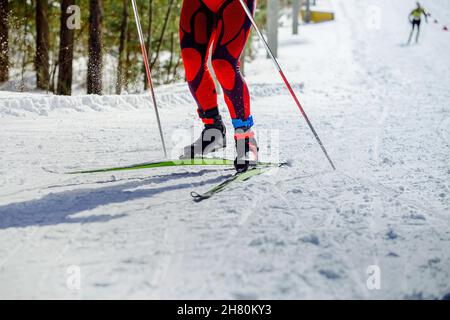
[238,0,336,170]
[131,0,168,159]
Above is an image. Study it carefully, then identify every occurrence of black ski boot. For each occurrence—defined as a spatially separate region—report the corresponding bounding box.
[181,114,226,159]
[234,127,259,173]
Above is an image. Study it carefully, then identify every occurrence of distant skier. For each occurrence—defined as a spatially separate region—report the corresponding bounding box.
[179,0,258,173]
[407,2,428,44]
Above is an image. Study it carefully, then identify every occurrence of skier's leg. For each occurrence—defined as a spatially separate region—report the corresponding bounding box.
[211,0,258,171]
[211,0,255,122]
[202,0,227,13]
[407,23,414,44]
[180,0,219,122]
[179,0,226,158]
[415,21,421,43]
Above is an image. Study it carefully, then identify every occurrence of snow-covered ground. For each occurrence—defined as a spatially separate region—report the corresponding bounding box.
[1,0,449,299]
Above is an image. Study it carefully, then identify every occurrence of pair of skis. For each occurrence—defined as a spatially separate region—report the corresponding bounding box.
[67,158,284,202]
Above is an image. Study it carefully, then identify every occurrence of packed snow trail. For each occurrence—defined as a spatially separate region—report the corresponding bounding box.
[1,0,449,299]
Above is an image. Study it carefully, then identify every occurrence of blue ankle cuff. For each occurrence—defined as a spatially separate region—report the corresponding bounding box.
[232,116,254,129]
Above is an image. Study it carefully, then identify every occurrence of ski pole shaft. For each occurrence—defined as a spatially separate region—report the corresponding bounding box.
[238,0,336,171]
[131,0,168,159]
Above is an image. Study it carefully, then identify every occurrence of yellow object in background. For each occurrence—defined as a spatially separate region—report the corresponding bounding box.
[301,10,335,23]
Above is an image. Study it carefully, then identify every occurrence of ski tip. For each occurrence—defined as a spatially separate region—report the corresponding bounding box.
[190,191,209,202]
[42,167,60,174]
[280,160,292,167]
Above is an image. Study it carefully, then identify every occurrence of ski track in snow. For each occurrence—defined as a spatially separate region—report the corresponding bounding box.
[0,0,449,299]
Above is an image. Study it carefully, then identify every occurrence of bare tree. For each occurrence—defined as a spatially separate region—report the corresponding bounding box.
[0,0,9,82]
[166,32,174,83]
[141,0,174,89]
[144,0,153,90]
[125,19,133,91]
[171,56,182,82]
[304,0,312,24]
[150,0,174,70]
[116,0,129,94]
[267,0,279,58]
[293,0,300,34]
[36,0,50,90]
[87,0,103,95]
[19,12,30,92]
[57,0,75,95]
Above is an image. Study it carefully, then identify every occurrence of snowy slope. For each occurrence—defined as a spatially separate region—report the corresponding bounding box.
[0,0,449,299]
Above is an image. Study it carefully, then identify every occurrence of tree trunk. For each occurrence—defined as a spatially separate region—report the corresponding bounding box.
[144,0,153,90]
[172,56,181,82]
[267,0,279,58]
[166,32,174,83]
[293,0,300,35]
[116,0,128,94]
[150,0,174,70]
[125,21,132,91]
[87,0,103,95]
[0,0,9,82]
[305,0,312,24]
[19,15,30,92]
[57,0,75,95]
[36,0,50,90]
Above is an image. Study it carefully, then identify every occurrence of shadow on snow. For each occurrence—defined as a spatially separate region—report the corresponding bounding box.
[0,169,230,230]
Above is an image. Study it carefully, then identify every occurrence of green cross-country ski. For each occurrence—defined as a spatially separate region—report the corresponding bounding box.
[67,158,281,175]
[191,163,286,202]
